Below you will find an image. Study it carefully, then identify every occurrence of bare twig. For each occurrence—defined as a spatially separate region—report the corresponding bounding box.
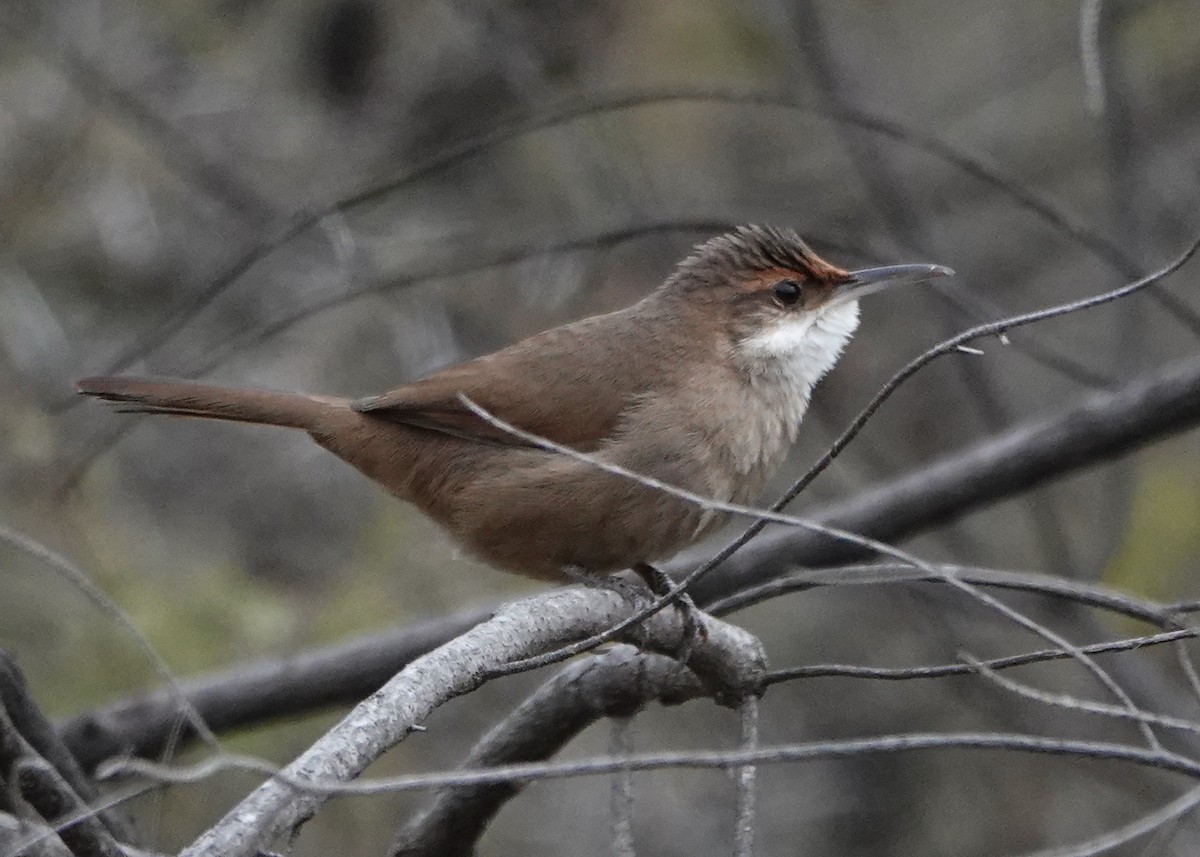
[768,231,1200,515]
[0,811,74,857]
[0,810,165,857]
[708,564,1178,626]
[0,784,159,857]
[108,732,1200,798]
[608,716,636,857]
[1011,782,1200,857]
[966,654,1200,735]
[733,696,760,857]
[690,352,1200,603]
[763,628,1197,685]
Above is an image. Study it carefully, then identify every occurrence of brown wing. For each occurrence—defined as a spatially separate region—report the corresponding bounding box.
[352,306,670,450]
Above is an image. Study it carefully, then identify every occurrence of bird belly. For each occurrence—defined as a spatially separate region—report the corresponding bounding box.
[448,447,721,582]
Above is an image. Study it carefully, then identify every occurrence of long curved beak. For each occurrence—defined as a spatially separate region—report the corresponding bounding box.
[832,262,954,304]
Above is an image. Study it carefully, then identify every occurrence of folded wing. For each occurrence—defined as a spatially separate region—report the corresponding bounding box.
[352,308,660,450]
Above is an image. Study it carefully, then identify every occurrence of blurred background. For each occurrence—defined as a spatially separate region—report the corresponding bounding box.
[2,0,1200,854]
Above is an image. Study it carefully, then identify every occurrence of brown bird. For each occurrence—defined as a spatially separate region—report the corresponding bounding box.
[78,226,950,587]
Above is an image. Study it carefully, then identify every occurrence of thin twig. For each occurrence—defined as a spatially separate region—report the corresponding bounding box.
[108,731,1200,799]
[776,230,1200,510]
[679,232,1200,636]
[733,696,760,857]
[0,810,165,857]
[708,564,1176,626]
[688,353,1200,603]
[763,628,1197,685]
[609,716,636,857]
[1010,782,1200,857]
[966,654,1200,735]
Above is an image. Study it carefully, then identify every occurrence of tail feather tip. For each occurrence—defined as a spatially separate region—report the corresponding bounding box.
[76,376,125,398]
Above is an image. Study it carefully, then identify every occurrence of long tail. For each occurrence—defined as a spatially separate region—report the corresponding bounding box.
[75,376,347,431]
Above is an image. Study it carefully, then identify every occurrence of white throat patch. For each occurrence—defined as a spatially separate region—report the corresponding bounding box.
[738,300,861,396]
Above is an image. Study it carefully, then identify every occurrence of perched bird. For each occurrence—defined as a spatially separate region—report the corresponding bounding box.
[78,226,950,586]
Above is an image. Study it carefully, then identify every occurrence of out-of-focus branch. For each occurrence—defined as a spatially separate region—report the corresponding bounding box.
[59,606,492,772]
[0,812,163,857]
[0,810,74,857]
[0,704,126,857]
[67,85,1199,389]
[0,651,135,845]
[8,0,276,223]
[391,645,702,857]
[176,586,765,857]
[59,353,1200,764]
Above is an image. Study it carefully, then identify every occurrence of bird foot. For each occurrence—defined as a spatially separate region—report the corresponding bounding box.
[632,562,708,664]
[562,564,707,662]
[562,565,652,647]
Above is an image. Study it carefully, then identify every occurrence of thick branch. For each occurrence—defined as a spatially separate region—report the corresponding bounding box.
[178,587,764,857]
[60,354,1200,764]
[392,646,701,857]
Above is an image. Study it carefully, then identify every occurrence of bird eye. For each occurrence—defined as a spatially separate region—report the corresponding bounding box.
[772,279,804,306]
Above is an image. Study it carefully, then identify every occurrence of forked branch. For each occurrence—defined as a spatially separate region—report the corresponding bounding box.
[173,586,764,857]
